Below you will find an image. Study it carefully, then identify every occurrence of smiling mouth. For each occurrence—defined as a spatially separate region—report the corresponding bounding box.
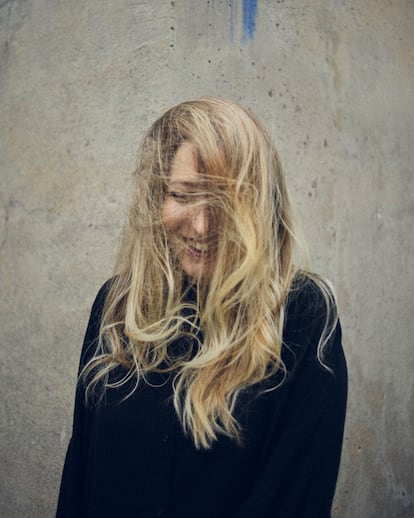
[182,238,211,258]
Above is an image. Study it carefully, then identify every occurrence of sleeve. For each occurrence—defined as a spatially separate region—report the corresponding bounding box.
[235,285,348,518]
[56,281,110,518]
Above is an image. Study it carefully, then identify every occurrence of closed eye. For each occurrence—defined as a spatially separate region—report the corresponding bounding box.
[168,191,196,202]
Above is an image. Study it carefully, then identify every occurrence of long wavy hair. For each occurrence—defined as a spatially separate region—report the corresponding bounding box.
[82,97,337,449]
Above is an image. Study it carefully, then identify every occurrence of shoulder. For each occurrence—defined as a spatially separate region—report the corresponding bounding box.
[79,278,114,369]
[283,272,343,370]
[92,277,113,309]
[87,277,117,325]
[285,272,336,324]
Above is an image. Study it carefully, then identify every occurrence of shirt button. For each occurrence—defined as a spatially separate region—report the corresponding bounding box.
[162,434,169,443]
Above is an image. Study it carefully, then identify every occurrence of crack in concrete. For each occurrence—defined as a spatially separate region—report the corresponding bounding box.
[0,201,9,251]
[0,0,14,87]
[0,0,13,10]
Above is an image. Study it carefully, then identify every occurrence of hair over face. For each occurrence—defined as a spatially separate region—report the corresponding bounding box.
[82,97,337,449]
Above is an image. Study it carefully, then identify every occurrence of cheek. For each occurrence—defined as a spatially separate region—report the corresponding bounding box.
[162,200,185,231]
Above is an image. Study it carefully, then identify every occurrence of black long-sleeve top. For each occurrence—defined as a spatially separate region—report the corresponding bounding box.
[57,278,347,518]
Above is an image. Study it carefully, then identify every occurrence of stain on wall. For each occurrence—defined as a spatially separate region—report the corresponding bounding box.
[242,0,258,42]
[230,0,258,44]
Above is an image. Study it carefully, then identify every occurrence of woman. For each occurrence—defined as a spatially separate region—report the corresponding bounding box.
[57,98,347,518]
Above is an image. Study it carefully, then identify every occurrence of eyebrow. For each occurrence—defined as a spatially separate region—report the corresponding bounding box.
[167,181,204,190]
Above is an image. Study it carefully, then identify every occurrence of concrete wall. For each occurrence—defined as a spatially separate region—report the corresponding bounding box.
[1,1,413,516]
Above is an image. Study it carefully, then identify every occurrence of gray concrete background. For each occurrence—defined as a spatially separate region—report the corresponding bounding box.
[1,1,413,516]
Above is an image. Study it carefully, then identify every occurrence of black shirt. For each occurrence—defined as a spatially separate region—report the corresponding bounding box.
[57,278,347,518]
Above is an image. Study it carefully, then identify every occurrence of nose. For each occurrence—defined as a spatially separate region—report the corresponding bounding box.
[192,205,209,236]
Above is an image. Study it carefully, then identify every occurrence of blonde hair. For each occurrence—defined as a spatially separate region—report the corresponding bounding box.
[82,97,337,449]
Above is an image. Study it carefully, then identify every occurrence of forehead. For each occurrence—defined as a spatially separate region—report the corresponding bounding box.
[169,142,200,185]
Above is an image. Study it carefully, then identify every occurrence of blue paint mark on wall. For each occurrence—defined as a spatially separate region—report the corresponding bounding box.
[242,0,257,43]
[229,0,258,45]
[230,1,236,43]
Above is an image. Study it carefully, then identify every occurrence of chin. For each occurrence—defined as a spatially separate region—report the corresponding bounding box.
[182,259,211,281]
[183,266,205,280]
